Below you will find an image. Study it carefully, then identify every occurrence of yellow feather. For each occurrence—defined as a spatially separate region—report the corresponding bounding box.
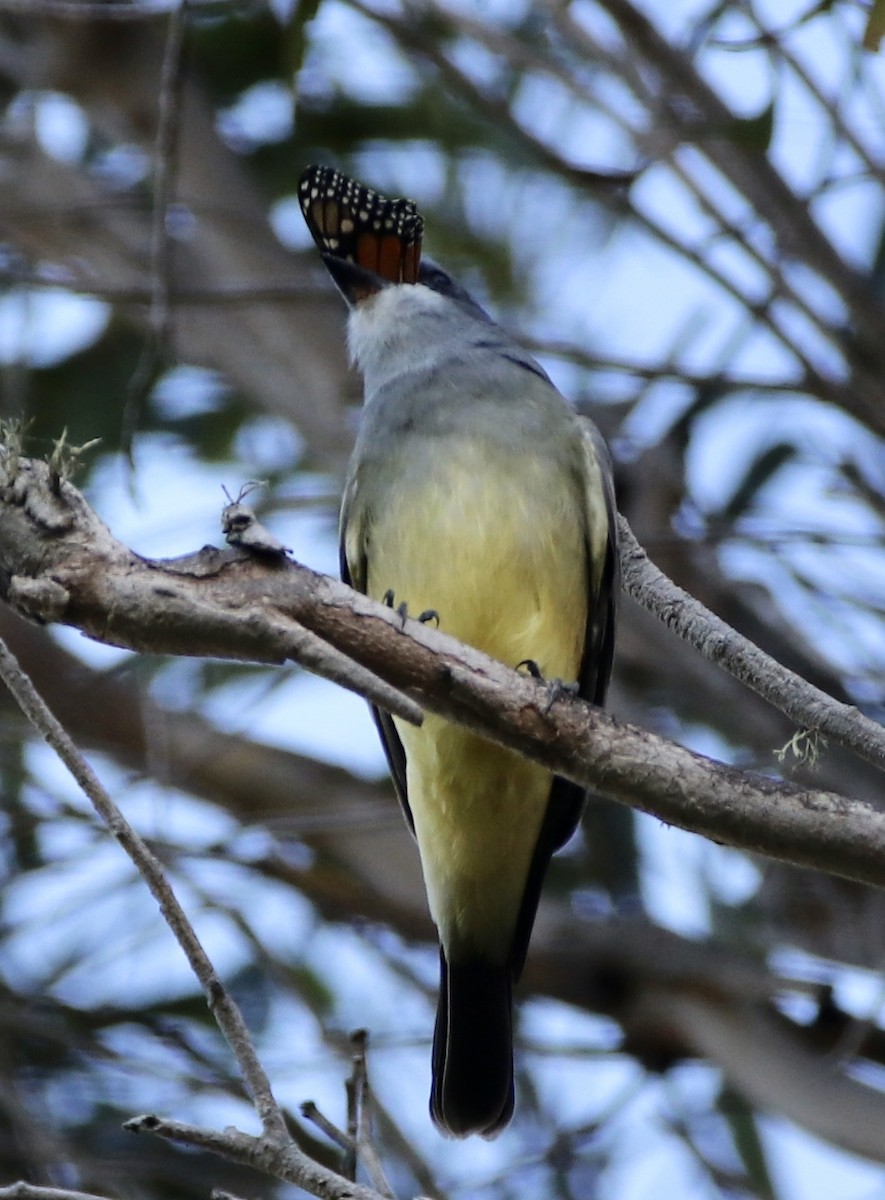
[364,439,588,959]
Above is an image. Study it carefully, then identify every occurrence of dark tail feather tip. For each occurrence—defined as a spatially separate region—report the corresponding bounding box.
[430,951,514,1138]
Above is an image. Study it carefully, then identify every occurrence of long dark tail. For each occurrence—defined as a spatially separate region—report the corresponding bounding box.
[430,950,514,1138]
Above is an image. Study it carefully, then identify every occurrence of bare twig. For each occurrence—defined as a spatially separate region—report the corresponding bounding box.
[543,0,885,438]
[616,515,885,774]
[0,264,330,305]
[301,1037,394,1197]
[344,1054,360,1180]
[348,0,636,190]
[348,1031,395,1198]
[123,1114,387,1200]
[300,1103,352,1154]
[748,9,885,187]
[270,614,423,725]
[0,587,400,1197]
[522,333,810,396]
[123,0,190,452]
[0,0,222,17]
[356,1,885,435]
[591,0,882,337]
[0,1186,115,1200]
[147,0,188,342]
[0,636,289,1143]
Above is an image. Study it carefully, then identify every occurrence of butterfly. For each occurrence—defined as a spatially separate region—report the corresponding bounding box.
[297,165,424,286]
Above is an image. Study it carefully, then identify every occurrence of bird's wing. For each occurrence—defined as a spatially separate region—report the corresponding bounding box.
[575,415,620,711]
[339,476,415,834]
[509,416,619,979]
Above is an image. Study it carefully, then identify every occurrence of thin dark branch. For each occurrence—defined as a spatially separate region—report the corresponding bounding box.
[149,0,189,341]
[356,1,885,433]
[0,265,330,306]
[123,0,189,450]
[0,535,403,1196]
[748,9,885,186]
[0,0,222,16]
[548,0,885,438]
[522,334,811,396]
[347,0,636,190]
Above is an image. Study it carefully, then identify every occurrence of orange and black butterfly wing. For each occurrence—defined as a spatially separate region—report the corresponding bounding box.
[298,165,423,284]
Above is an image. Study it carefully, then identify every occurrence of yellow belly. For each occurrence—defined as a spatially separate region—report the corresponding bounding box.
[365,444,587,959]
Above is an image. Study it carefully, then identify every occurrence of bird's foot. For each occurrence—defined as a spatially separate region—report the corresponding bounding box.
[517,660,578,714]
[382,590,439,628]
[543,678,579,715]
[516,658,543,679]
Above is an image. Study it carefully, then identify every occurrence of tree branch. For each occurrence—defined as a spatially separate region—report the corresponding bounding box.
[0,504,406,1198]
[1,453,883,890]
[0,1186,116,1200]
[121,0,190,445]
[617,516,885,773]
[122,1115,387,1200]
[0,634,290,1144]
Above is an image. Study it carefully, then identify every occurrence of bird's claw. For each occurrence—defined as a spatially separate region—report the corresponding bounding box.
[516,658,543,679]
[382,591,439,629]
[543,678,579,715]
[518,660,578,715]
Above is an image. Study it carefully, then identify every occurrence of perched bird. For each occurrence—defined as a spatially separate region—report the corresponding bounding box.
[298,165,618,1138]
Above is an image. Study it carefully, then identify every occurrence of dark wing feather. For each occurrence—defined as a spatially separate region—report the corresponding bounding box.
[509,418,619,980]
[431,950,514,1137]
[338,486,414,835]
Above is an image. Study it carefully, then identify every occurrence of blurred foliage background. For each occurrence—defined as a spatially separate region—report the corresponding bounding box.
[1,0,884,1197]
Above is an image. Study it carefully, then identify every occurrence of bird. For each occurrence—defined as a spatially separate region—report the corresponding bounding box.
[298,165,619,1138]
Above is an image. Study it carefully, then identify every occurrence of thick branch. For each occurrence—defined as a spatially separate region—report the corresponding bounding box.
[1,455,883,888]
[0,536,400,1198]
